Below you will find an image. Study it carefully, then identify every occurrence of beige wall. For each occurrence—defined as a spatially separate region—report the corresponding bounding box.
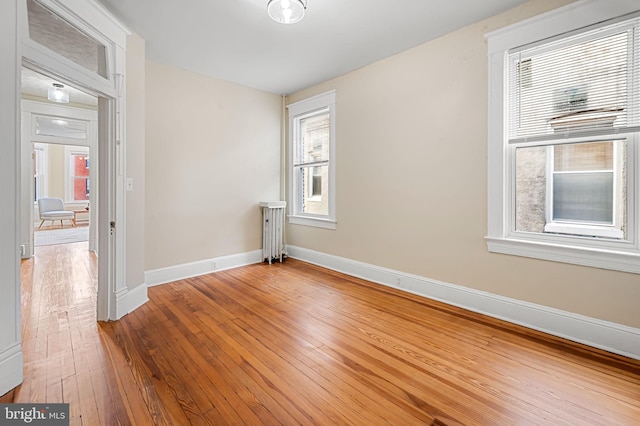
[285,0,640,329]
[126,33,146,289]
[145,61,282,270]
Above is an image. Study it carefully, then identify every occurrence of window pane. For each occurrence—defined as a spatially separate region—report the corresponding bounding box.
[298,165,328,215]
[311,166,322,196]
[27,0,107,78]
[515,140,626,237]
[299,111,329,164]
[73,177,90,201]
[71,154,90,201]
[35,116,87,139]
[554,141,613,171]
[515,146,548,233]
[553,172,613,223]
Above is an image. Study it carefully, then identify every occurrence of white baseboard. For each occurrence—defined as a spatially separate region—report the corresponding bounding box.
[287,245,640,360]
[0,343,23,397]
[115,283,149,319]
[145,249,263,287]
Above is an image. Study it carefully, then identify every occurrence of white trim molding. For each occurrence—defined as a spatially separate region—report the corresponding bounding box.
[0,344,23,397]
[288,215,337,230]
[287,245,640,360]
[115,283,149,319]
[145,250,263,287]
[486,237,640,274]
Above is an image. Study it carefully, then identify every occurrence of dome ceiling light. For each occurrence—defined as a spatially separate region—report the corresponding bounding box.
[267,0,306,25]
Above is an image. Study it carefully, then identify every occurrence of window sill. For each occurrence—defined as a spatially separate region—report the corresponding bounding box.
[544,222,624,239]
[289,215,336,230]
[486,236,640,274]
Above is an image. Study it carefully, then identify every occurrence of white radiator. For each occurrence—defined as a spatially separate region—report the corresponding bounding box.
[259,201,286,264]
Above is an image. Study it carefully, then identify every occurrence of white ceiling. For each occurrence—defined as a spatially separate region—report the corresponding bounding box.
[96,0,530,95]
[22,68,98,106]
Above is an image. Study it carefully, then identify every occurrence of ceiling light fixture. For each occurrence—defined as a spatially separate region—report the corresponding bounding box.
[267,0,306,24]
[47,83,69,103]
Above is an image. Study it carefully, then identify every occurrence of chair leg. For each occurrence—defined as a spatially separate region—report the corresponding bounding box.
[38,220,45,229]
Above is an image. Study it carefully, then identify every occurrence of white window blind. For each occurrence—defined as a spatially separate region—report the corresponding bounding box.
[508,16,640,144]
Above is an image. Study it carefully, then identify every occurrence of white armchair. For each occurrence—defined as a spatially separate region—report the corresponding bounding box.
[38,198,75,229]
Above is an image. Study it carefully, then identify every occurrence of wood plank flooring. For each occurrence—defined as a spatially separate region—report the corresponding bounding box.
[12,242,640,425]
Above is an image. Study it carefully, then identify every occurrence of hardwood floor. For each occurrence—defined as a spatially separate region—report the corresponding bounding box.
[13,242,640,425]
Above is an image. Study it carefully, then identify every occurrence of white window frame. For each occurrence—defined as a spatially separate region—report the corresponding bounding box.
[288,90,337,229]
[486,0,640,274]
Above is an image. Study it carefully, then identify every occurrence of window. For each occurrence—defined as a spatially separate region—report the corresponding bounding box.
[65,146,90,202]
[26,0,108,78]
[486,2,640,274]
[288,90,336,229]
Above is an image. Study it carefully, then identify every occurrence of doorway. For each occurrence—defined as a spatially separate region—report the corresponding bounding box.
[21,69,99,257]
[0,0,133,397]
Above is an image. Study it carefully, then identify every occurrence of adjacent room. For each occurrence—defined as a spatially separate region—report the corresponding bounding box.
[1,0,639,424]
[23,68,97,250]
